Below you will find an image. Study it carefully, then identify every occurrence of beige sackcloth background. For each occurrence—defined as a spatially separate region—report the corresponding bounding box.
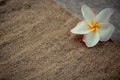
[0,0,120,80]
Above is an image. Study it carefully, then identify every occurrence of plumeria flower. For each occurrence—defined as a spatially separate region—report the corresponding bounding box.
[71,4,115,47]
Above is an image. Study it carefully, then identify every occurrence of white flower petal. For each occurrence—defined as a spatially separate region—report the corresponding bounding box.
[99,23,115,41]
[71,21,92,34]
[84,32,100,47]
[81,4,96,24]
[82,35,86,42]
[95,8,113,23]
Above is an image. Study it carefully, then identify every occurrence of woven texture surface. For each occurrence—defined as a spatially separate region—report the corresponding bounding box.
[0,0,120,80]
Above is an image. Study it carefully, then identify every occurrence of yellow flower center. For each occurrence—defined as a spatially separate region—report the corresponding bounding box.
[88,20,101,33]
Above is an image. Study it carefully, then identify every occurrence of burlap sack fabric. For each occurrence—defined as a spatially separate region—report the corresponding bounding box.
[0,0,120,80]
